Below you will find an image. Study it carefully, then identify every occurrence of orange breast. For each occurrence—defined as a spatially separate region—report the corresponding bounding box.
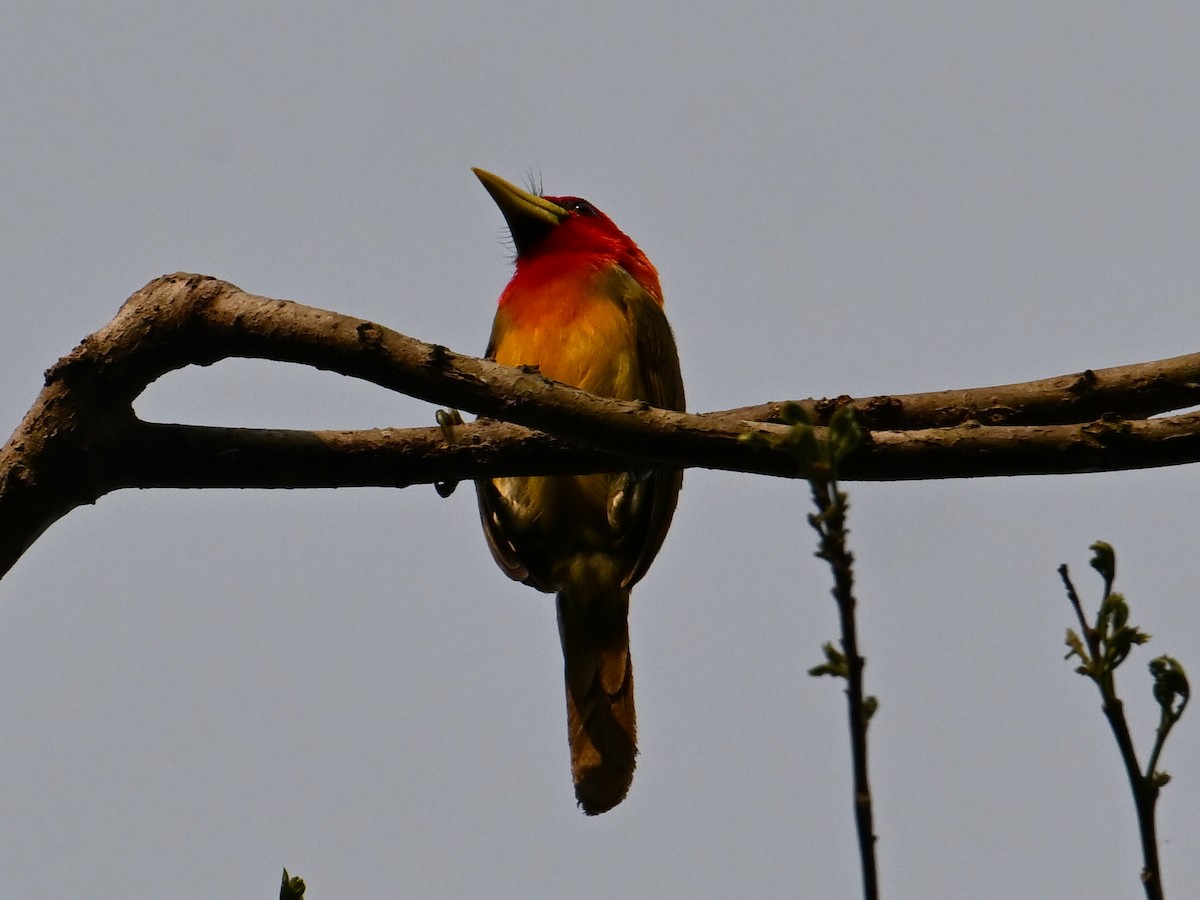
[486,264,647,565]
[491,267,641,401]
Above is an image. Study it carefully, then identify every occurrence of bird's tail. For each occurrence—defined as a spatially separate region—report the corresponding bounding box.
[556,566,637,815]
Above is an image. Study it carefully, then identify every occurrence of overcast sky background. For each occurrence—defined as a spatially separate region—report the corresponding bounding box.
[3,3,1200,898]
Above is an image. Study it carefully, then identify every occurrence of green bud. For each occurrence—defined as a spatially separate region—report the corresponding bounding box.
[281,869,307,899]
[809,641,849,679]
[1088,541,1116,586]
[792,423,821,470]
[1064,629,1088,665]
[1150,656,1190,718]
[827,405,863,465]
[863,695,879,721]
[1109,594,1129,630]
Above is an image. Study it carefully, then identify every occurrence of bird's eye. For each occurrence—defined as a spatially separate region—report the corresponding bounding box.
[565,199,598,217]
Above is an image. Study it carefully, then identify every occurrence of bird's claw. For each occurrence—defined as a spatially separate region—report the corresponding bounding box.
[436,408,464,442]
[434,409,464,497]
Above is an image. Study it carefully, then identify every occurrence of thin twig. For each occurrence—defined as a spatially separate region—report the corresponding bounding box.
[809,477,878,900]
[1059,555,1166,900]
[789,407,879,900]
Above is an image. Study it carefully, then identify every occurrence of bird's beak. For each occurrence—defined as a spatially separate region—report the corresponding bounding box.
[473,168,568,255]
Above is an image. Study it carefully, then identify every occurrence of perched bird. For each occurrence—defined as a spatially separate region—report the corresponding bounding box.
[473,168,685,815]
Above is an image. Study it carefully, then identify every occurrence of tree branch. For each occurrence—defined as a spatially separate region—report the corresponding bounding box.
[4,272,1200,578]
[728,351,1200,430]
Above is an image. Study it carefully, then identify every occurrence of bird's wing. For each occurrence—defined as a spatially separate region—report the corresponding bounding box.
[617,272,685,589]
[476,478,539,586]
[475,317,547,590]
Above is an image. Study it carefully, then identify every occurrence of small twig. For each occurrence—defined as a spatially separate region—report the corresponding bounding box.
[1145,657,1190,784]
[1058,567,1094,655]
[808,476,878,900]
[754,406,879,900]
[1059,543,1189,900]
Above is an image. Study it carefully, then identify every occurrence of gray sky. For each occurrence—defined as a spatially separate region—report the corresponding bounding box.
[3,3,1200,897]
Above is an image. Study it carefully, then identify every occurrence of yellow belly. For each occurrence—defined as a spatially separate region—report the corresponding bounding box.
[488,275,642,577]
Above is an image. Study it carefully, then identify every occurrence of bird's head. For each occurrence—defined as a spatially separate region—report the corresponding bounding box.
[473,167,661,301]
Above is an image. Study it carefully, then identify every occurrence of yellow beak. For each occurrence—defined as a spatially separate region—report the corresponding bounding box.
[473,168,569,255]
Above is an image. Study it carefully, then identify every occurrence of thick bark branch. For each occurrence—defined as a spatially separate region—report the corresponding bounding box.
[3,272,1200,578]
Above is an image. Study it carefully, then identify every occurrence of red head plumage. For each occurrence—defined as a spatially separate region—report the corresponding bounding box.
[473,168,663,305]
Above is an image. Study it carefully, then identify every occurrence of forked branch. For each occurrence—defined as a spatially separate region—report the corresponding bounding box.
[4,273,1200,578]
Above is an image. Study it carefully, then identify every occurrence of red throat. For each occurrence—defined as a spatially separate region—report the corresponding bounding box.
[509,195,663,305]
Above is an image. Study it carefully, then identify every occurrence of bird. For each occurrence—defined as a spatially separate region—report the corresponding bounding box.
[472,168,685,815]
